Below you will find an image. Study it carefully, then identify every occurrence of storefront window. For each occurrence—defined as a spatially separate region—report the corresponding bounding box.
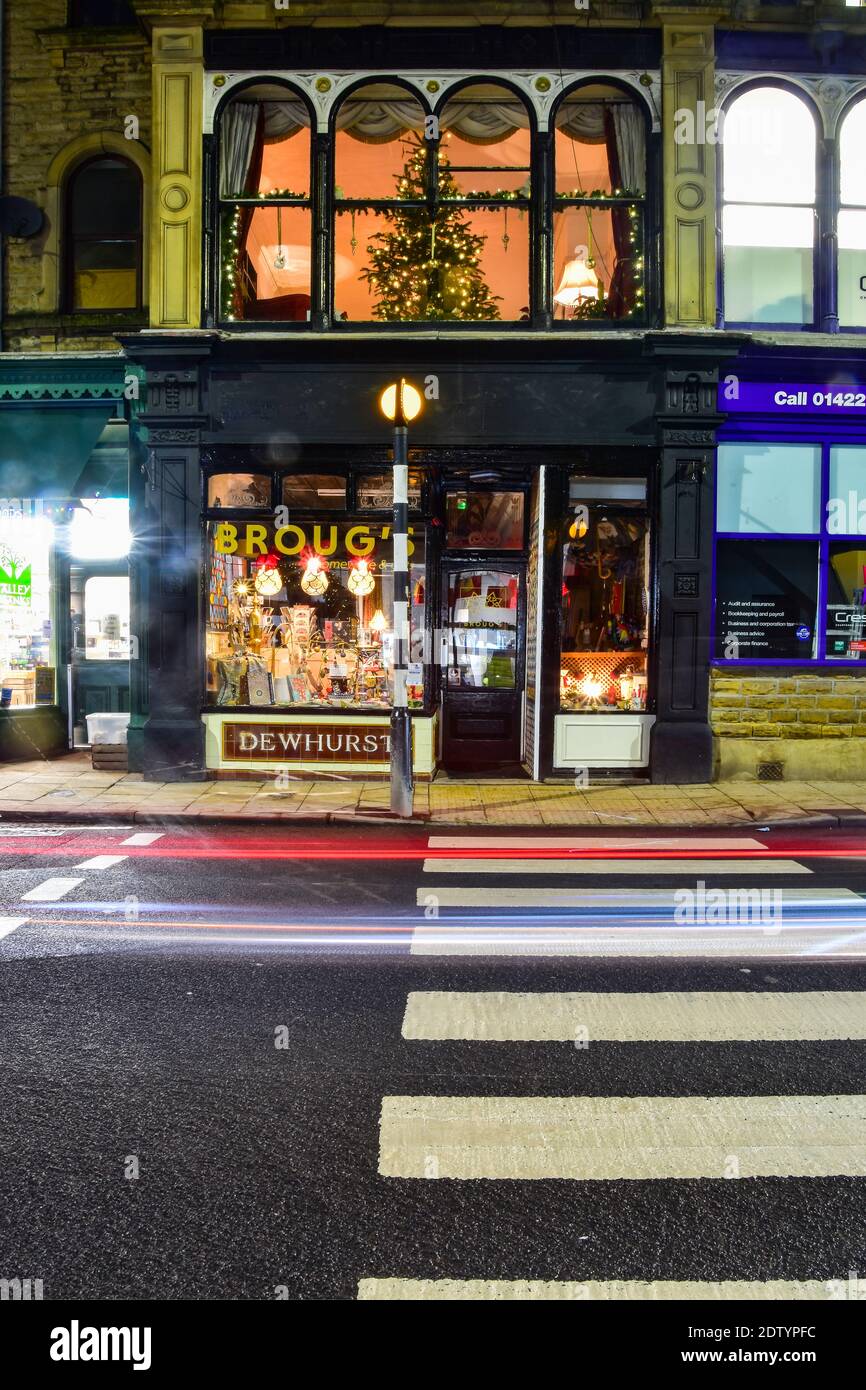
[445,491,524,549]
[826,544,866,660]
[281,474,346,509]
[716,443,821,534]
[83,576,131,660]
[356,471,422,510]
[444,568,518,690]
[206,518,426,709]
[560,478,650,711]
[208,474,271,509]
[69,498,131,560]
[0,504,54,708]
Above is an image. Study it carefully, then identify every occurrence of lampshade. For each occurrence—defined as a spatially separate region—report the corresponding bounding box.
[347,557,376,597]
[554,244,601,307]
[300,554,329,597]
[369,608,387,632]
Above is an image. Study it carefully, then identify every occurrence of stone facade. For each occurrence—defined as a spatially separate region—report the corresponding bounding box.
[1,4,150,351]
[710,668,866,780]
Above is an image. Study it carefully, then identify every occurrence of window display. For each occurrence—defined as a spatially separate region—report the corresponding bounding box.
[0,505,53,708]
[207,519,425,709]
[716,539,818,659]
[444,568,518,689]
[560,480,650,712]
[445,491,524,549]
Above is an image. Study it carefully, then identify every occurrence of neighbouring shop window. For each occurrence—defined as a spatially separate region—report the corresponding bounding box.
[445,491,525,549]
[715,443,821,535]
[281,474,347,509]
[560,477,650,712]
[218,84,313,321]
[66,157,142,312]
[721,86,816,325]
[838,97,866,329]
[69,498,132,560]
[208,473,271,508]
[206,518,426,709]
[553,84,646,321]
[0,505,54,708]
[714,442,866,662]
[445,568,518,690]
[83,576,131,660]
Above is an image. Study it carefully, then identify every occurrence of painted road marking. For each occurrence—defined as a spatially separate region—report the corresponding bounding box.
[75,855,128,870]
[415,887,856,909]
[422,858,812,876]
[21,878,85,902]
[402,990,866,1042]
[0,916,28,939]
[428,836,769,851]
[409,926,866,958]
[121,833,164,846]
[378,1094,866,1180]
[358,1278,835,1302]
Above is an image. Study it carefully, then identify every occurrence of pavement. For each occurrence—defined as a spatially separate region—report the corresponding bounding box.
[1,820,865,1304]
[2,752,866,829]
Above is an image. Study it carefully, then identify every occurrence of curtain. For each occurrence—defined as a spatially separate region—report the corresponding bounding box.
[604,107,639,319]
[220,103,265,313]
[554,103,606,143]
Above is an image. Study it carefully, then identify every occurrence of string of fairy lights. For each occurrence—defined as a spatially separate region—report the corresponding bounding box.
[220,145,646,321]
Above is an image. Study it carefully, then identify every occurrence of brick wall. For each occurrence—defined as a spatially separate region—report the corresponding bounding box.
[2,7,150,351]
[710,668,866,741]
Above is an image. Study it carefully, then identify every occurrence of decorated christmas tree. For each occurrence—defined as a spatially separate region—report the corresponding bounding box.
[361,136,501,321]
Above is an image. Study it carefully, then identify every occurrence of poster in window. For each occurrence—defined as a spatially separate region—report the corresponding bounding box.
[716,539,818,659]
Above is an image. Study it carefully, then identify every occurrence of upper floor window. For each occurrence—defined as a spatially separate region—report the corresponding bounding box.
[720,86,816,326]
[66,156,142,312]
[838,97,866,329]
[219,84,313,322]
[214,72,651,329]
[554,83,646,320]
[68,0,136,24]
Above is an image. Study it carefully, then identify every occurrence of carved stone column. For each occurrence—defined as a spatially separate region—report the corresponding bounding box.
[651,365,722,784]
[149,24,206,328]
[656,7,722,327]
[121,334,216,780]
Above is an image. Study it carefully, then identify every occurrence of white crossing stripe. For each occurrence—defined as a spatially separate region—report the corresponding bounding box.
[21,878,84,902]
[428,835,768,851]
[422,858,812,876]
[415,887,855,909]
[358,1277,834,1302]
[378,1094,866,1180]
[402,990,866,1042]
[0,916,28,939]
[121,832,163,846]
[409,925,866,959]
[75,855,128,870]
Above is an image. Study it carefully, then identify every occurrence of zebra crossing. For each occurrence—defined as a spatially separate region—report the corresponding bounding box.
[360,831,866,1299]
[411,830,866,958]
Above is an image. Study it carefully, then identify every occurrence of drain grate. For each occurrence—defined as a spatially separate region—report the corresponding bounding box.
[757,760,784,781]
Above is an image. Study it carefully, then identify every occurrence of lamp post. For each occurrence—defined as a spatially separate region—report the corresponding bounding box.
[379,378,423,818]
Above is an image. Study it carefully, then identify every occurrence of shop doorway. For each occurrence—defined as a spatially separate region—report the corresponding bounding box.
[440,561,526,771]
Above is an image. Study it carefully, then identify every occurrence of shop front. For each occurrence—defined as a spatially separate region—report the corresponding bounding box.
[0,358,132,761]
[712,353,866,780]
[123,333,730,784]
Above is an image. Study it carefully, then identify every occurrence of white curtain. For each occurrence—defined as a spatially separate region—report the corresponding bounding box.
[609,102,646,194]
[219,101,262,198]
[554,103,607,142]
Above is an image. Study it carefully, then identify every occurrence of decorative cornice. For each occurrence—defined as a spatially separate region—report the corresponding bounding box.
[204,66,662,134]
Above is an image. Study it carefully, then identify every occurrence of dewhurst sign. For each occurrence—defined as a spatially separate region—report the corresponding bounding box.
[222,721,393,763]
[719,382,866,414]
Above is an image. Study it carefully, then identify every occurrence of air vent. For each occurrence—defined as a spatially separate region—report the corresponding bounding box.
[757,761,784,782]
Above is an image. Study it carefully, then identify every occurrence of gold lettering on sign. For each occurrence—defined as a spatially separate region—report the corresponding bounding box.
[222,721,401,765]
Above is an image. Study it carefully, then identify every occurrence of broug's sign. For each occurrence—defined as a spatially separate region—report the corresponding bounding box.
[213,523,418,558]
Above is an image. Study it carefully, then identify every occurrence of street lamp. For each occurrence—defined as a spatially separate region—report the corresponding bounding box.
[379,378,423,818]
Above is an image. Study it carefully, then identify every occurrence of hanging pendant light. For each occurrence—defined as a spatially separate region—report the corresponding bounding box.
[300,553,329,597]
[347,556,376,597]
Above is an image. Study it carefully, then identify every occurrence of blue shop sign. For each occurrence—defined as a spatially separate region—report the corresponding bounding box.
[718,382,866,414]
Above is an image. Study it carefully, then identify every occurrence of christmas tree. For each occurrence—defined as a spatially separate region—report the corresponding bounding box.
[361,136,501,321]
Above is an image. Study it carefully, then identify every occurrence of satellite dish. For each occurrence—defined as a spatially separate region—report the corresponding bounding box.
[0,197,44,238]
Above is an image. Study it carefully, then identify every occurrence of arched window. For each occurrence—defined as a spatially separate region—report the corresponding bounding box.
[553,82,647,322]
[218,83,313,322]
[66,156,142,311]
[838,97,866,329]
[721,85,816,325]
[334,79,531,323]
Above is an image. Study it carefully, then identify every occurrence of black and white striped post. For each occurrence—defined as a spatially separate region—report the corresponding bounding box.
[380,379,423,818]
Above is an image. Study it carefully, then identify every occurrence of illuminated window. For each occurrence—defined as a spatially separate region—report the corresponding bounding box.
[553,84,646,322]
[0,506,54,709]
[69,498,131,560]
[838,98,866,328]
[218,84,313,322]
[721,86,816,325]
[66,157,141,312]
[84,576,131,660]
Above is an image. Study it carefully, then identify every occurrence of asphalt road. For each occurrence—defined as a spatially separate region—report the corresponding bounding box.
[1,821,865,1303]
